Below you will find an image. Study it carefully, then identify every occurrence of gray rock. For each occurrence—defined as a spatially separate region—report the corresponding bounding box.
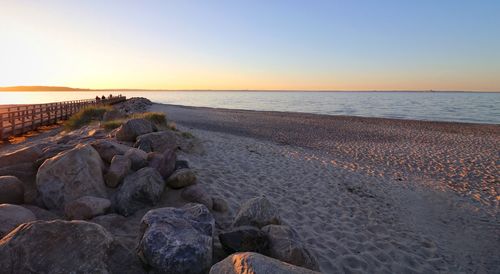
[233,196,281,228]
[134,130,177,153]
[261,225,320,271]
[181,184,213,210]
[65,196,111,220]
[114,167,165,216]
[91,139,131,163]
[116,118,155,142]
[105,155,131,188]
[148,147,177,180]
[0,176,24,204]
[124,148,148,170]
[0,204,36,237]
[166,168,197,189]
[36,144,108,211]
[138,204,215,274]
[219,226,269,254]
[212,197,229,213]
[175,159,190,170]
[21,205,60,221]
[0,220,115,273]
[0,145,43,167]
[209,252,321,274]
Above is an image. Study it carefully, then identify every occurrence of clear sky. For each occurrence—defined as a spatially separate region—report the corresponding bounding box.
[1,0,499,91]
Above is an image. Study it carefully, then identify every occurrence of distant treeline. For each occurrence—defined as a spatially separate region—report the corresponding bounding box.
[0,86,90,91]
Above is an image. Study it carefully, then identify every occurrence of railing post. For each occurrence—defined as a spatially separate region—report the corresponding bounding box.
[0,113,3,140]
[31,108,35,130]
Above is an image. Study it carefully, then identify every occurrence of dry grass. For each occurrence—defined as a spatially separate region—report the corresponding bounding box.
[64,106,113,130]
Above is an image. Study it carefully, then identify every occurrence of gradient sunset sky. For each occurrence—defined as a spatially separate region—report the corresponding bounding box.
[1,0,499,91]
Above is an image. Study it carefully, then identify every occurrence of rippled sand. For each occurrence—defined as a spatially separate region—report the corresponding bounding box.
[152,103,500,273]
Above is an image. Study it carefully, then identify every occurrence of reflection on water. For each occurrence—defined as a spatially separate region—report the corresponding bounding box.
[1,91,499,124]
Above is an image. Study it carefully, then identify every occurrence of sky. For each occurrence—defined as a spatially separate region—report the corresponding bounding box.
[1,0,499,91]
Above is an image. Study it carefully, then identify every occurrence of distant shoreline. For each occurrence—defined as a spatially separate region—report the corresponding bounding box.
[0,86,499,93]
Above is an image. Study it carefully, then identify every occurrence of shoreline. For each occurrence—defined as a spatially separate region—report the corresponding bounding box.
[151,103,500,209]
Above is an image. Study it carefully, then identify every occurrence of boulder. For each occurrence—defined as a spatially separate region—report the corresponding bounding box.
[181,184,213,210]
[166,168,197,189]
[138,204,215,274]
[21,205,60,221]
[64,196,111,220]
[134,131,177,153]
[36,144,107,211]
[212,197,229,213]
[0,204,36,237]
[219,226,269,254]
[124,148,148,170]
[116,118,155,142]
[91,139,130,163]
[114,167,165,216]
[0,176,24,204]
[175,159,190,170]
[209,252,320,274]
[148,148,177,180]
[105,155,131,188]
[233,196,281,228]
[34,144,74,168]
[0,220,115,273]
[0,145,43,167]
[261,225,319,271]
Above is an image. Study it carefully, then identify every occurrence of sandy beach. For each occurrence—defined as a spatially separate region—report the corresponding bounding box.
[150,103,500,273]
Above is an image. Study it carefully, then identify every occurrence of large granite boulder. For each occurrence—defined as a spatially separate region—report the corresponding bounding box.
[181,184,213,210]
[124,148,148,170]
[116,118,155,142]
[148,148,177,180]
[36,144,107,211]
[167,168,197,189]
[0,220,114,273]
[233,196,281,228]
[64,196,111,220]
[261,225,319,271]
[0,176,24,204]
[219,226,269,254]
[0,204,36,237]
[138,204,215,274]
[0,145,44,167]
[114,167,165,216]
[209,252,320,274]
[105,155,131,188]
[134,131,177,153]
[91,139,130,163]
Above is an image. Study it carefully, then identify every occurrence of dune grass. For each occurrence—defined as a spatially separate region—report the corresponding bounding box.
[101,119,125,130]
[132,112,168,128]
[64,106,113,130]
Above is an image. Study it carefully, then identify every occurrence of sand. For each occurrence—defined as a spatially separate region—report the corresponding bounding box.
[151,103,500,273]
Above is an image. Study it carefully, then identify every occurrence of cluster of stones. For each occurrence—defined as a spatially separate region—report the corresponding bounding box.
[0,104,320,273]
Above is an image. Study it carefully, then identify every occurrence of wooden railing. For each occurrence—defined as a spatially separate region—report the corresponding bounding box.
[0,95,126,140]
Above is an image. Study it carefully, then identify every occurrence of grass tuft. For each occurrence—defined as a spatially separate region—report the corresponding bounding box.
[64,106,113,130]
[132,112,168,128]
[181,131,194,139]
[101,119,125,130]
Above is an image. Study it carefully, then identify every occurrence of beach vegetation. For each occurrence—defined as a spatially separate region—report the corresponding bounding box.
[64,106,113,130]
[101,119,125,130]
[132,112,168,128]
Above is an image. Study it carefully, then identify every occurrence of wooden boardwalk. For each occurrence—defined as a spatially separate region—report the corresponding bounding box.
[0,95,126,140]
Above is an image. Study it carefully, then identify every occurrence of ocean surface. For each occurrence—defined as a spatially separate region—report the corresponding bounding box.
[1,91,499,124]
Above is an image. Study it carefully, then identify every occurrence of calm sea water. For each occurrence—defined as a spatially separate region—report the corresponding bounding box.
[1,91,499,124]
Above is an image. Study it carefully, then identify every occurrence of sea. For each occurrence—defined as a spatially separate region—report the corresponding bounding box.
[1,91,499,124]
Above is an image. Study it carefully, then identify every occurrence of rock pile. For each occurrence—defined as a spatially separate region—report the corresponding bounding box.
[0,101,320,273]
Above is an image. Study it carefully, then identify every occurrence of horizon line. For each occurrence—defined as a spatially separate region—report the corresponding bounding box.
[0,86,499,93]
